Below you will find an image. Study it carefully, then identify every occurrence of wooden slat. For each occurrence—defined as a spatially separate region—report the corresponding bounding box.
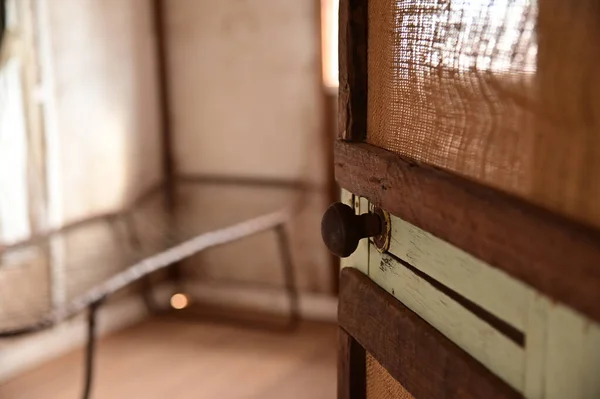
[369,249,524,392]
[385,213,532,331]
[339,267,522,399]
[338,327,366,399]
[335,140,600,324]
[338,0,368,140]
[523,294,550,399]
[580,323,600,398]
[544,304,600,399]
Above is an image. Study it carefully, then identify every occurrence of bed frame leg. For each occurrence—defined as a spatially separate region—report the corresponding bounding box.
[275,225,300,330]
[82,299,103,399]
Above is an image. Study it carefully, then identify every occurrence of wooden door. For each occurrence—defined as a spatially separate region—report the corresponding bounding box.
[326,0,600,398]
[336,0,600,323]
[338,268,520,399]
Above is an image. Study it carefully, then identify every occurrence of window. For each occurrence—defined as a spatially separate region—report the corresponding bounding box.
[321,0,339,88]
[0,0,31,245]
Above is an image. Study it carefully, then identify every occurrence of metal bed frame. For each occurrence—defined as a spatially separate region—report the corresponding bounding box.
[0,177,305,399]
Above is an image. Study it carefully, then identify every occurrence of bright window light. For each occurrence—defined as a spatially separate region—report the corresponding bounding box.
[321,0,339,88]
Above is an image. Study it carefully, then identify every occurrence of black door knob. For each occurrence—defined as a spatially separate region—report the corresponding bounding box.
[321,202,382,258]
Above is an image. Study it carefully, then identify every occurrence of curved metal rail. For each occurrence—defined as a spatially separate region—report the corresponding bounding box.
[0,205,295,337]
[0,178,307,399]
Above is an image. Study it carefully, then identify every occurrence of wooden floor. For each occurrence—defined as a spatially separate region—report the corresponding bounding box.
[0,316,337,399]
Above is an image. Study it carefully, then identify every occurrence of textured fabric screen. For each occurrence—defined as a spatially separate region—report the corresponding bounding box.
[366,352,414,399]
[367,0,600,229]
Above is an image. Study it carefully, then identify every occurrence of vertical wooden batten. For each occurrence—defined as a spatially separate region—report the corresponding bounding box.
[338,327,366,399]
[338,0,368,141]
[317,0,340,294]
[323,92,339,293]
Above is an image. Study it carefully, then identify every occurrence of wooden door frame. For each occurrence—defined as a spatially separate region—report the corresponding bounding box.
[337,0,600,323]
[338,267,522,399]
[338,326,366,399]
[316,0,341,294]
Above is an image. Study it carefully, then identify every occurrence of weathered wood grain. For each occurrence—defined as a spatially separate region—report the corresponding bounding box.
[339,267,522,399]
[369,249,524,391]
[385,213,532,332]
[544,304,600,398]
[335,141,600,323]
[338,0,368,140]
[523,294,550,399]
[522,293,600,399]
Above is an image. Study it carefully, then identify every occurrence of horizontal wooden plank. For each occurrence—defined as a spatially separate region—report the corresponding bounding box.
[385,213,532,331]
[369,249,524,392]
[338,267,522,399]
[334,140,600,323]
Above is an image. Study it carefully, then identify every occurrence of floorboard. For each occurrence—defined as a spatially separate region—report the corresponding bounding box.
[0,316,337,399]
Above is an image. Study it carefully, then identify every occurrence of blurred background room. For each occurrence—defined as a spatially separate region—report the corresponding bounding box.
[0,0,341,397]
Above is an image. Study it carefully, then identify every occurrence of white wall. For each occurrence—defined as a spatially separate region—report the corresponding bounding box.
[0,0,165,382]
[167,0,326,184]
[47,0,163,223]
[165,0,332,292]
